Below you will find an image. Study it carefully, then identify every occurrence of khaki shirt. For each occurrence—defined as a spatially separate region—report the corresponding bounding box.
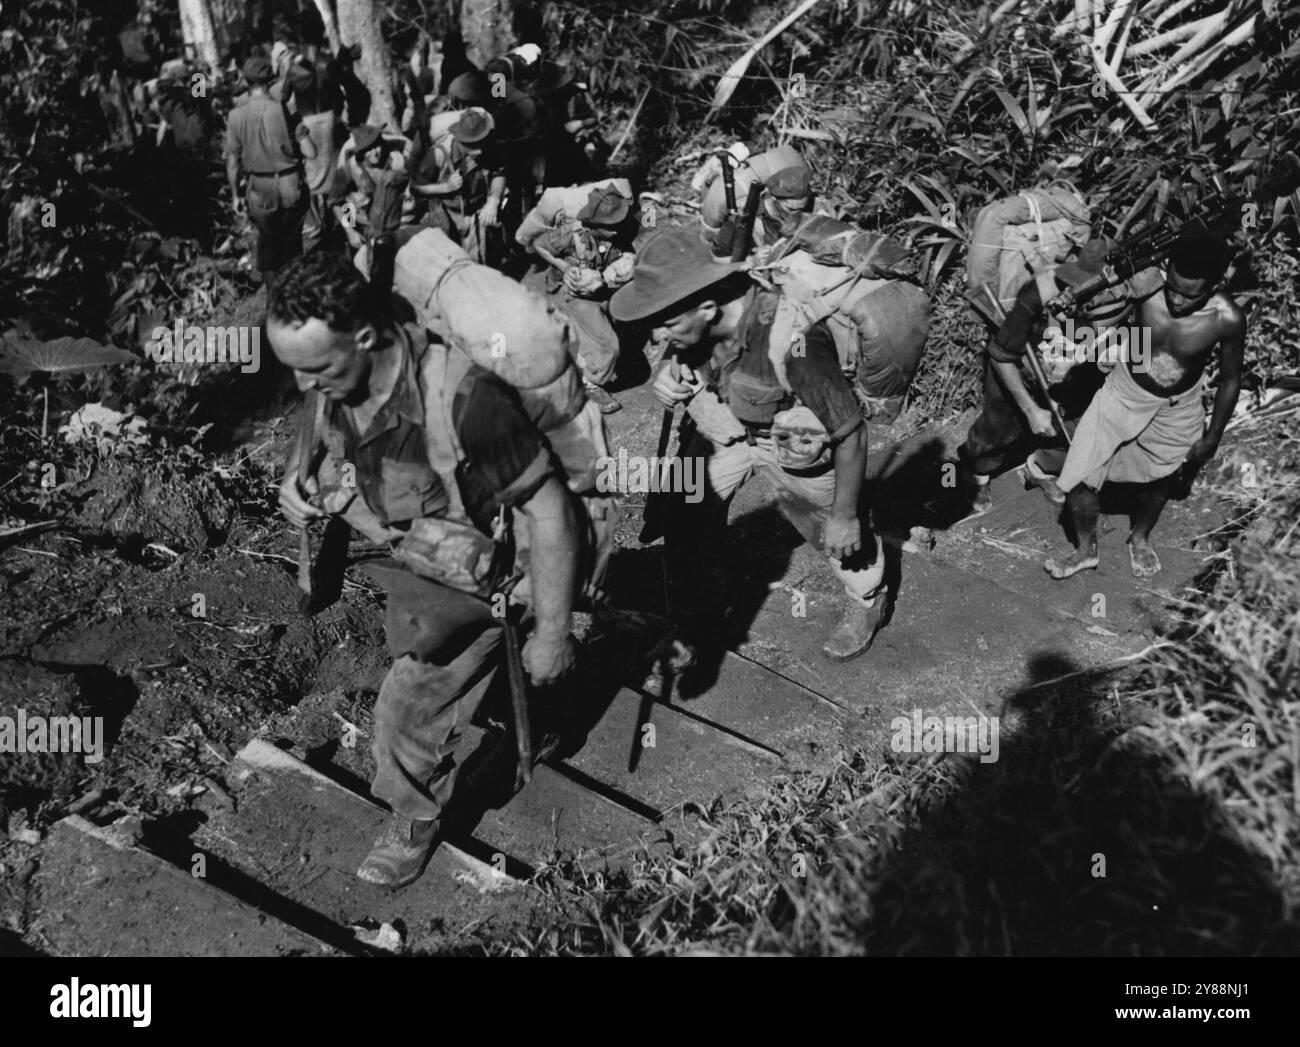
[225,95,298,175]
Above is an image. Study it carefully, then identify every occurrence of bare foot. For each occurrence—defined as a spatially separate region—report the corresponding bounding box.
[1128,539,1162,578]
[1044,547,1099,579]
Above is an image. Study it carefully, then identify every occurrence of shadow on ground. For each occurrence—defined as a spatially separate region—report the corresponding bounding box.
[860,651,1298,956]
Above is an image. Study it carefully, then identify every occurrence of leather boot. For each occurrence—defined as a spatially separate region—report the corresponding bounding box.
[822,594,887,662]
[356,814,441,888]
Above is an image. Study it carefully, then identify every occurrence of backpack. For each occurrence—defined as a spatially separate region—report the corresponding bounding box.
[356,228,586,432]
[514,178,633,251]
[755,217,931,423]
[965,185,1091,322]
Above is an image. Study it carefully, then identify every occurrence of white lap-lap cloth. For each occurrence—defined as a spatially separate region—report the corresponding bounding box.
[1057,361,1206,493]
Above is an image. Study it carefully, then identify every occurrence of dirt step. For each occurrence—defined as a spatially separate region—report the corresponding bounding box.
[28,816,338,957]
[452,726,662,868]
[558,687,780,817]
[660,650,847,765]
[745,548,1089,719]
[196,740,539,954]
[940,473,1215,637]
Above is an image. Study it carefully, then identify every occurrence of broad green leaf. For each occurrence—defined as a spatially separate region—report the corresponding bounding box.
[0,336,135,377]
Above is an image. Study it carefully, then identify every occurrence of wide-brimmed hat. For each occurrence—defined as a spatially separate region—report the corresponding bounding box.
[578,185,631,227]
[451,108,494,145]
[609,228,747,323]
[241,55,273,85]
[448,70,491,106]
[765,165,812,200]
[350,124,383,156]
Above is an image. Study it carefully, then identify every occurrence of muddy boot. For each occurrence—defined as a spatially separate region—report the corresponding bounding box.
[356,815,441,888]
[822,594,887,662]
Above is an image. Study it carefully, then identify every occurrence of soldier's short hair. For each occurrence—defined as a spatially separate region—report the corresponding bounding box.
[1169,232,1230,284]
[268,249,373,333]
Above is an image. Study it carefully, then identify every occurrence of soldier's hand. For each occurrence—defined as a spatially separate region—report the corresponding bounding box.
[823,514,861,561]
[445,171,463,192]
[1026,405,1056,438]
[653,360,700,408]
[567,266,603,297]
[521,633,575,687]
[602,255,635,287]
[479,198,500,227]
[279,471,324,529]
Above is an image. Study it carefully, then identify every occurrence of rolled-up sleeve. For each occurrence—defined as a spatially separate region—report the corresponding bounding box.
[451,368,556,530]
[988,281,1046,365]
[785,322,865,444]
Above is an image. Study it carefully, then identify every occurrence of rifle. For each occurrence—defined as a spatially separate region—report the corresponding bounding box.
[488,505,533,791]
[732,182,764,262]
[1048,152,1300,317]
[637,402,677,544]
[711,150,742,259]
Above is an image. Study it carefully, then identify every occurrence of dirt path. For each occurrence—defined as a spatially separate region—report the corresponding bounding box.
[2,353,1227,955]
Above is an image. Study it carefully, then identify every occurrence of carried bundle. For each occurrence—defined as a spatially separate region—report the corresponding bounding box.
[965,185,1090,323]
[515,177,634,252]
[757,216,930,424]
[356,228,584,432]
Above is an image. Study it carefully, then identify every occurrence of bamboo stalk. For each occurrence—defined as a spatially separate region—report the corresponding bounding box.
[1162,8,1233,71]
[609,86,651,162]
[1135,0,1187,14]
[1092,42,1156,130]
[1138,15,1257,114]
[1054,0,1093,42]
[1053,0,1094,38]
[710,0,827,111]
[1153,0,1201,29]
[1095,0,1135,54]
[1107,0,1141,72]
[1128,14,1221,58]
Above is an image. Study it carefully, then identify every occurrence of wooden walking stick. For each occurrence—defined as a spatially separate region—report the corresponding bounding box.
[295,388,326,614]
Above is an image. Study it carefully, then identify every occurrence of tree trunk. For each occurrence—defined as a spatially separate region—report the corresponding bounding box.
[460,0,517,69]
[338,0,396,130]
[311,0,342,53]
[178,0,221,69]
